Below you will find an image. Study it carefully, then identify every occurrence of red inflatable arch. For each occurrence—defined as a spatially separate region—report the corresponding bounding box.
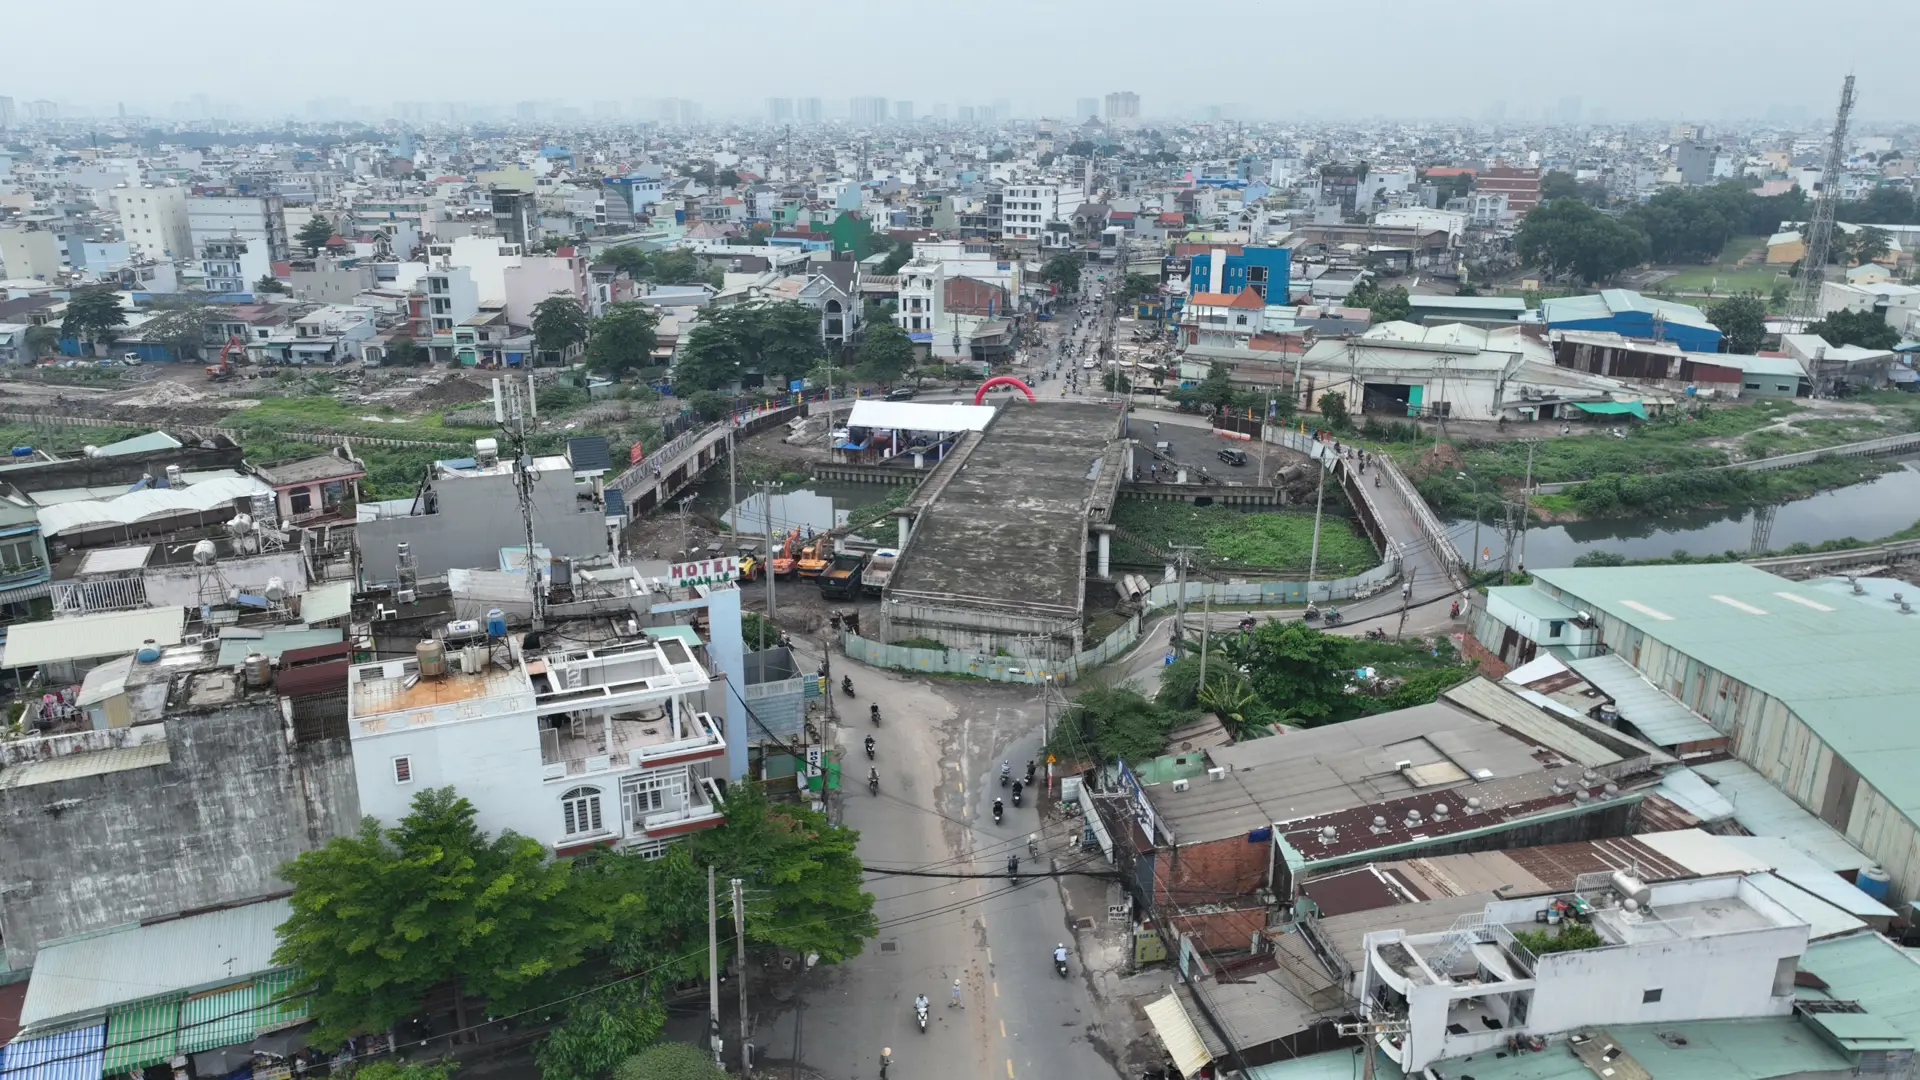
[973,376,1036,404]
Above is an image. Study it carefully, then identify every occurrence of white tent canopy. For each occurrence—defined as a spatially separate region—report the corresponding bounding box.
[845,400,996,432]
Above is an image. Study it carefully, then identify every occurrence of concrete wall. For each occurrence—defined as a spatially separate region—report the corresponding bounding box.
[0,701,359,970]
[358,469,612,585]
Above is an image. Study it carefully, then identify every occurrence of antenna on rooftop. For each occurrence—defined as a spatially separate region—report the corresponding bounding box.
[496,375,545,630]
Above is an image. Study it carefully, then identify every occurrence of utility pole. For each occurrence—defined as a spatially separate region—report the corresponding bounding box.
[707,865,722,1067]
[1335,1018,1410,1080]
[496,374,545,629]
[1500,502,1519,585]
[1516,440,1535,575]
[758,482,779,645]
[1169,545,1202,645]
[726,426,737,551]
[731,877,751,1074]
[1198,591,1211,691]
[678,495,696,562]
[1306,454,1328,604]
[1257,393,1274,487]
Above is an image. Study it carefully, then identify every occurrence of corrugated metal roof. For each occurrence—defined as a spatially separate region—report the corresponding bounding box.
[179,984,261,1055]
[37,475,273,537]
[1143,990,1213,1079]
[299,581,352,624]
[0,739,170,790]
[20,899,291,1030]
[1798,932,1920,1050]
[565,435,611,474]
[102,998,180,1073]
[4,607,185,668]
[215,628,343,666]
[1690,759,1875,873]
[0,1023,105,1080]
[1567,653,1721,746]
[97,431,184,457]
[1441,677,1621,767]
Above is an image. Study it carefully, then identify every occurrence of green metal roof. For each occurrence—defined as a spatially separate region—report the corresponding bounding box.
[102,997,181,1073]
[1530,563,1920,825]
[1797,932,1920,1041]
[1569,400,1647,418]
[1487,584,1580,622]
[1422,1019,1854,1080]
[179,984,266,1055]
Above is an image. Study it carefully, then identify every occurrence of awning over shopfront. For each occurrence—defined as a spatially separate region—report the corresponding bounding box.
[0,1023,105,1080]
[179,972,308,1056]
[1143,990,1214,1079]
[103,998,181,1074]
[1570,400,1647,418]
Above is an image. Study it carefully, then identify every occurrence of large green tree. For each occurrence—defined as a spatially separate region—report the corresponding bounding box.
[600,245,652,278]
[1049,685,1181,765]
[1705,294,1769,355]
[674,303,826,392]
[853,321,914,384]
[1516,198,1648,284]
[688,784,876,962]
[1846,185,1918,228]
[1233,620,1351,724]
[534,982,664,1080]
[1348,280,1410,324]
[139,303,215,359]
[585,301,663,379]
[274,788,603,1044]
[649,249,708,286]
[297,213,335,255]
[24,324,60,358]
[532,295,590,363]
[60,287,128,349]
[1039,253,1085,293]
[1805,308,1900,351]
[615,1043,728,1080]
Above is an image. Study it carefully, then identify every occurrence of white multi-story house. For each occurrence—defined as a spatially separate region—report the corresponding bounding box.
[999,184,1085,243]
[1358,873,1811,1073]
[112,184,192,259]
[188,195,289,293]
[348,631,727,857]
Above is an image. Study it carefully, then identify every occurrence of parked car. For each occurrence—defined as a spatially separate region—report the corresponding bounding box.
[1217,448,1249,467]
[884,387,917,401]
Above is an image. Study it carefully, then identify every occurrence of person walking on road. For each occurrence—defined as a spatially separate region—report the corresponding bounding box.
[950,978,963,1008]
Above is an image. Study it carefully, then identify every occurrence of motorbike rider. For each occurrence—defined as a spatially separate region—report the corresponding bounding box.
[1054,943,1069,964]
[1007,853,1019,876]
[1000,760,1012,784]
[992,797,1003,821]
[841,675,854,695]
[1011,779,1024,803]
[868,766,879,790]
[864,734,875,758]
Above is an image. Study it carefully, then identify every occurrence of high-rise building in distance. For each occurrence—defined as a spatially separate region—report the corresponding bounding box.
[849,96,888,125]
[1104,91,1139,121]
[0,96,14,130]
[894,100,914,122]
[767,97,793,123]
[1075,97,1099,121]
[991,98,1011,121]
[956,105,976,123]
[797,97,823,123]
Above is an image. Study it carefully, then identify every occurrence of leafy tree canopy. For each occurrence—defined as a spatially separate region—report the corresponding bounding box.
[60,287,128,345]
[297,213,335,254]
[1806,308,1900,351]
[586,301,663,379]
[1039,253,1085,293]
[1705,293,1769,355]
[1516,198,1648,284]
[854,321,915,384]
[688,783,876,962]
[673,303,825,392]
[615,1043,728,1080]
[532,295,590,359]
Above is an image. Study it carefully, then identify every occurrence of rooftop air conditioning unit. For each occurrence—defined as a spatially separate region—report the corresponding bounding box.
[1171,778,1190,792]
[1207,767,1226,782]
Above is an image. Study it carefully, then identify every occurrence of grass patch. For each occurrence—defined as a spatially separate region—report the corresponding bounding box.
[1112,501,1378,574]
[1657,266,1786,295]
[0,424,146,455]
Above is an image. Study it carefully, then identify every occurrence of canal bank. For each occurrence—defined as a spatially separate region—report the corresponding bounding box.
[1451,454,1920,569]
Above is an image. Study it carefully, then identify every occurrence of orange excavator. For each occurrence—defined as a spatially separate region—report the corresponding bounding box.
[205,334,245,381]
[769,528,801,578]
[795,536,830,579]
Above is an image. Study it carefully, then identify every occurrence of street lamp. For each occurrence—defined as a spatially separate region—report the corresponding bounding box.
[1456,472,1481,574]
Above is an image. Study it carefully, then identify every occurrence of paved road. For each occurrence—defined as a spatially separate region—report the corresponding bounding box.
[754,641,1122,1080]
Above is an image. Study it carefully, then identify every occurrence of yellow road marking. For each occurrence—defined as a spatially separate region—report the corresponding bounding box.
[1000,1019,1007,1038]
[1007,1059,1015,1078]
[993,981,1000,998]
[985,947,992,963]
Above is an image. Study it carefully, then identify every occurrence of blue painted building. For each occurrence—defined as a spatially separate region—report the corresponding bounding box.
[1187,246,1291,302]
[1541,289,1723,353]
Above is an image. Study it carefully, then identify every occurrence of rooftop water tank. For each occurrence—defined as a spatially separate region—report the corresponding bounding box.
[486,608,507,638]
[1857,866,1892,901]
[243,652,272,689]
[416,639,447,678]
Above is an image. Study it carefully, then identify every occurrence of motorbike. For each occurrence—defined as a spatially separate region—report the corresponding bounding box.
[1011,782,1023,807]
[915,996,929,1033]
[1029,833,1040,857]
[1323,608,1344,626]
[999,769,1011,788]
[1364,628,1388,642]
[1238,616,1256,631]
[1450,600,1462,619]
[992,799,1003,824]
[1006,855,1019,884]
[1055,954,1070,978]
[1303,604,1321,622]
[868,769,879,796]
[1025,760,1037,784]
[870,703,881,726]
[841,676,855,698]
[864,735,875,759]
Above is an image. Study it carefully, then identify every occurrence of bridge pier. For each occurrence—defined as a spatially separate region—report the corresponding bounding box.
[898,514,910,549]
[1097,530,1111,578]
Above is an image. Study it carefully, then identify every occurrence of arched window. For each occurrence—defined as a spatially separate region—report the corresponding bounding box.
[561,786,603,836]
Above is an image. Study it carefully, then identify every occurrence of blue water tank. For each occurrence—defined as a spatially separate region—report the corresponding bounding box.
[10,447,32,457]
[486,608,507,638]
[1856,865,1892,901]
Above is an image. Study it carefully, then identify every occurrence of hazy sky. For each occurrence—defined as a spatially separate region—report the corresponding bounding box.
[6,0,1910,123]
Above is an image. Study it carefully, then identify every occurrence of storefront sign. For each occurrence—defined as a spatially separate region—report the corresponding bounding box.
[668,556,740,586]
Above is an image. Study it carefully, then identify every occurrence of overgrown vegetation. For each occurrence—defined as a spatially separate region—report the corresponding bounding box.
[1512,923,1604,956]
[1111,502,1377,573]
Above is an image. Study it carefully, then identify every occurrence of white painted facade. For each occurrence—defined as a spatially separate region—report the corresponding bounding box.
[113,186,192,259]
[1000,184,1085,242]
[1361,875,1810,1073]
[348,634,726,854]
[424,235,526,308]
[188,195,288,293]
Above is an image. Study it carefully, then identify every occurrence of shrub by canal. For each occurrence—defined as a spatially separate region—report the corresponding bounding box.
[1112,501,1379,574]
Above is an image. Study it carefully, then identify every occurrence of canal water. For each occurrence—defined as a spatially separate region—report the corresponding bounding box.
[1451,455,1920,570]
[698,478,888,541]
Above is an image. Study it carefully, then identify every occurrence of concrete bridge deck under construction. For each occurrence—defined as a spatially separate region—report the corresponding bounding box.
[881,402,1123,654]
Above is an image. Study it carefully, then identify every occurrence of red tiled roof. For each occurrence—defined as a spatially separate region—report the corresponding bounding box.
[1109,210,1137,220]
[270,261,292,277]
[1229,288,1265,310]
[1422,166,1477,177]
[1188,291,1237,306]
[1157,212,1184,225]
